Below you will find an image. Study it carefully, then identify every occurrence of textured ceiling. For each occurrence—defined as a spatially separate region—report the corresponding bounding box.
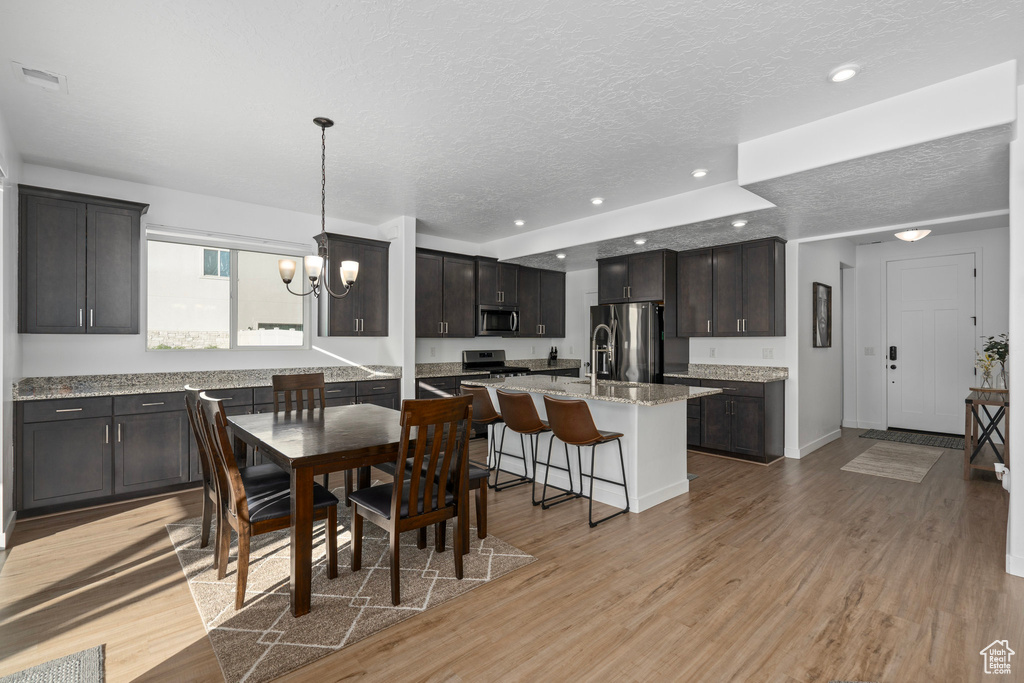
[0,0,1022,245]
[509,125,1012,271]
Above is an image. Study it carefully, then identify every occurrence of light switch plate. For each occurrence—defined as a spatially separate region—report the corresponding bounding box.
[865,346,876,356]
[709,347,716,358]
[762,348,774,359]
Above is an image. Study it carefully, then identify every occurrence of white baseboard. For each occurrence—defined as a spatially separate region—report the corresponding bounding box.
[784,446,802,459]
[0,512,15,549]
[1007,553,1024,578]
[791,429,842,459]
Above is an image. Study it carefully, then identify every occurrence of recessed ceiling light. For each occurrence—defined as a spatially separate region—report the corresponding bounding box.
[895,229,931,242]
[828,64,860,83]
[731,219,747,228]
[691,169,708,178]
[514,219,525,226]
[633,238,647,245]
[591,197,604,205]
[556,253,566,259]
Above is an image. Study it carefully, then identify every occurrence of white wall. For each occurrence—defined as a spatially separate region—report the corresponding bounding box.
[849,227,1010,430]
[17,165,413,376]
[0,109,23,548]
[797,239,856,454]
[1005,86,1024,578]
[842,266,858,427]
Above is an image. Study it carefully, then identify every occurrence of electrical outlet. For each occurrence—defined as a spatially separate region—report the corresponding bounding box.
[430,347,436,358]
[531,346,536,355]
[865,346,876,356]
[709,347,716,358]
[569,345,574,355]
[762,348,773,359]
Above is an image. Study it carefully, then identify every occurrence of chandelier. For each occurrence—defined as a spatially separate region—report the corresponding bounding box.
[278,117,359,298]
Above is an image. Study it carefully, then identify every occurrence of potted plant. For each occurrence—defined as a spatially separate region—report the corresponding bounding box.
[981,333,1009,388]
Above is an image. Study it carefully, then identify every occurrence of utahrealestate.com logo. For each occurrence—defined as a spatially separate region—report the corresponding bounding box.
[980,640,1015,675]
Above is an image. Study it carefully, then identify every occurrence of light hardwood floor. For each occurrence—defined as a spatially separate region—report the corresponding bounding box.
[0,429,1020,682]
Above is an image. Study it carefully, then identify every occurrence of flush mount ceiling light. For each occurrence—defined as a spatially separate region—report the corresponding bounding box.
[895,229,931,242]
[731,219,747,228]
[691,169,708,178]
[514,219,525,226]
[556,253,566,259]
[591,197,604,205]
[828,64,860,83]
[633,238,647,245]
[279,117,359,299]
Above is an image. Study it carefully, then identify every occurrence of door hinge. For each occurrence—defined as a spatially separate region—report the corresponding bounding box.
[971,316,976,326]
[974,268,977,277]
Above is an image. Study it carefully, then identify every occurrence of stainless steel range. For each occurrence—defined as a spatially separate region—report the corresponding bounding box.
[462,350,531,379]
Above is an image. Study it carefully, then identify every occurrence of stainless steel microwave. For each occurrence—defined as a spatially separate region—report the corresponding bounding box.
[478,305,519,336]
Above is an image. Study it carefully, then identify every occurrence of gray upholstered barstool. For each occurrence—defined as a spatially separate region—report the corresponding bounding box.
[543,395,630,527]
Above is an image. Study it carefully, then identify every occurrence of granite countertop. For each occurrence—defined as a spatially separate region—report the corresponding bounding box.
[415,358,581,379]
[664,364,789,383]
[13,365,402,401]
[462,375,721,406]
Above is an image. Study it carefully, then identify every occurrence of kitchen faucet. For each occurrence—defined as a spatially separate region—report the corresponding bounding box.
[591,322,614,392]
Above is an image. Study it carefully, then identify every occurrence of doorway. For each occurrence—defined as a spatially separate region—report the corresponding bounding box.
[886,253,976,434]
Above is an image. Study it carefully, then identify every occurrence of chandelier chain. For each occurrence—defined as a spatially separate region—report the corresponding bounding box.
[321,124,326,234]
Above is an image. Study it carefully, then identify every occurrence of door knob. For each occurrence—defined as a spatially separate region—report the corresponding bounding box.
[890,364,896,370]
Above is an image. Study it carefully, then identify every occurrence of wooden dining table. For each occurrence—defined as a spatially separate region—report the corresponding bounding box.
[228,403,407,617]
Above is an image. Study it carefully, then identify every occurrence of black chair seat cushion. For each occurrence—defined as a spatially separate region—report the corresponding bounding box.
[240,463,289,487]
[349,481,454,520]
[245,474,338,523]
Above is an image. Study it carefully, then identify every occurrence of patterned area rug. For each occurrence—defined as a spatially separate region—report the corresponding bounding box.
[859,428,964,450]
[0,644,104,683]
[167,493,535,683]
[841,442,944,483]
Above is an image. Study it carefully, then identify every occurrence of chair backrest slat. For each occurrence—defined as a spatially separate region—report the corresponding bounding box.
[272,373,326,413]
[183,385,215,490]
[391,396,472,520]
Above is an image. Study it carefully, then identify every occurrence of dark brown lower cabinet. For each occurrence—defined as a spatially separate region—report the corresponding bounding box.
[664,377,784,463]
[114,411,190,494]
[19,416,112,510]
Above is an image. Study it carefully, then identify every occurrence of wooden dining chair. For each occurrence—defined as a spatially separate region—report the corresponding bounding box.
[182,385,219,557]
[350,395,472,605]
[198,391,339,609]
[271,372,351,503]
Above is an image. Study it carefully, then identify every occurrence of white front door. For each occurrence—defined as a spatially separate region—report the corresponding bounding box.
[886,253,976,434]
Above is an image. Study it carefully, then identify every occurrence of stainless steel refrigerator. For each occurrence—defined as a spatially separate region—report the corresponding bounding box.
[590,303,664,383]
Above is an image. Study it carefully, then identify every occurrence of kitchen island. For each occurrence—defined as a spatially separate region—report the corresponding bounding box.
[462,375,721,512]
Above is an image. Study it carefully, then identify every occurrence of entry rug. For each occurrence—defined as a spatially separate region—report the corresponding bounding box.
[841,442,944,483]
[167,498,535,683]
[0,644,104,683]
[859,428,964,451]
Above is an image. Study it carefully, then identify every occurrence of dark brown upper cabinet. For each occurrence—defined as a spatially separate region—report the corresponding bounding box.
[676,249,713,337]
[415,250,476,338]
[517,267,565,338]
[597,249,676,336]
[712,238,786,337]
[318,233,390,337]
[476,258,518,306]
[677,237,786,338]
[19,186,148,334]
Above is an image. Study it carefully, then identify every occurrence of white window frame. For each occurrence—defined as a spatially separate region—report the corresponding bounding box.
[145,225,313,351]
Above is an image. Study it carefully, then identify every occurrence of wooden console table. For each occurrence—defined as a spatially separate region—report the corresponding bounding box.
[964,389,1009,480]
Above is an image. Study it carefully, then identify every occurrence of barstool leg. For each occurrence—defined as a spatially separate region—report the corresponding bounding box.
[492,425,532,492]
[540,434,579,509]
[587,439,630,528]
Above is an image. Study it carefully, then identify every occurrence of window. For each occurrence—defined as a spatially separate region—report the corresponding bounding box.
[147,240,306,350]
[203,249,230,278]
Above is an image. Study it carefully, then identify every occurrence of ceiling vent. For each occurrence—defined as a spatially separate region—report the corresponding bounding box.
[11,62,68,93]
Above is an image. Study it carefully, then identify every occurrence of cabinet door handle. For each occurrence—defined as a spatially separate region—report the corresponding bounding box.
[219,397,234,401]
[372,386,386,390]
[79,309,83,327]
[89,309,94,327]
[355,319,360,332]
[56,407,83,413]
[623,286,627,298]
[722,387,737,391]
[707,320,711,333]
[542,324,546,334]
[628,286,631,298]
[105,424,109,444]
[742,318,746,332]
[439,321,443,334]
[327,389,343,394]
[117,423,122,442]
[737,319,740,332]
[141,402,165,406]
